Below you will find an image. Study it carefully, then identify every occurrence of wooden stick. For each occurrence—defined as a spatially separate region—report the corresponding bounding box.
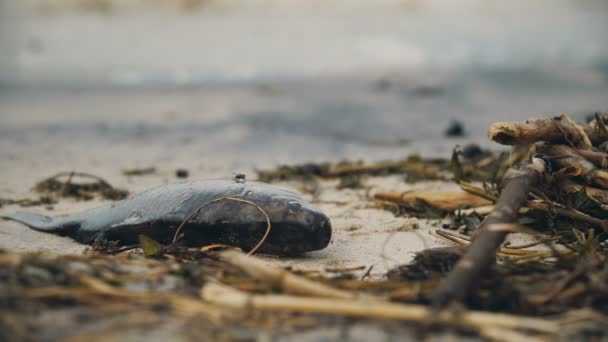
[201,282,558,334]
[219,250,368,300]
[430,157,546,305]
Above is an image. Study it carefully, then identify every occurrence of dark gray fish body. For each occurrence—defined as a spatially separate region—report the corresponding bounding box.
[1,180,332,255]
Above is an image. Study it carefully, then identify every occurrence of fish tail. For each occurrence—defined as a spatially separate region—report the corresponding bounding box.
[1,211,59,231]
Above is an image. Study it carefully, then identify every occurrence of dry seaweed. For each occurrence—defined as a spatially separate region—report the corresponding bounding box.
[0,248,585,342]
[423,113,608,310]
[6,114,608,340]
[34,171,128,201]
[0,196,56,208]
[258,149,521,186]
[122,167,156,176]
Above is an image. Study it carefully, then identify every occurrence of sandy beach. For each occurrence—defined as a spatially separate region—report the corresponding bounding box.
[1,79,589,276]
[2,2,608,340]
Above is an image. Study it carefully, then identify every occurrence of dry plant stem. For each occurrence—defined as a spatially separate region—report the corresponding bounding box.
[575,149,608,169]
[461,197,608,230]
[373,191,492,211]
[457,205,496,216]
[488,116,608,146]
[594,112,608,137]
[27,274,222,320]
[201,283,558,334]
[553,166,583,182]
[45,171,112,185]
[457,181,497,202]
[526,200,608,232]
[172,197,271,256]
[559,113,593,150]
[432,230,557,257]
[505,236,561,249]
[537,144,608,189]
[430,159,546,306]
[529,258,601,305]
[219,250,366,300]
[558,178,608,204]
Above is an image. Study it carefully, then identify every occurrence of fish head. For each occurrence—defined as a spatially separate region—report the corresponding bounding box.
[236,184,332,255]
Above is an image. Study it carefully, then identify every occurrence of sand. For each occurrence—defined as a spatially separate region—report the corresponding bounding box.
[0,167,457,277]
[0,79,593,277]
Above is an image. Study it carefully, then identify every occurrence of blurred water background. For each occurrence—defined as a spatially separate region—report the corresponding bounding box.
[1,0,608,169]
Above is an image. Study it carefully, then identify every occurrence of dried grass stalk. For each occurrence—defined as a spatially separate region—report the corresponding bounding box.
[575,149,608,169]
[201,282,558,334]
[219,250,368,300]
[374,191,492,211]
[559,113,593,150]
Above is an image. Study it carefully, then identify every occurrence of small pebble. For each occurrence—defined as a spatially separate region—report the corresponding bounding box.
[175,169,189,178]
[462,143,483,159]
[445,120,466,137]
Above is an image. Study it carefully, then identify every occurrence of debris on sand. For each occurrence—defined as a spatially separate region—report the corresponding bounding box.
[122,167,156,176]
[176,168,189,178]
[428,113,608,309]
[1,248,581,341]
[445,120,466,137]
[258,149,521,184]
[374,191,491,214]
[0,196,56,208]
[34,171,128,201]
[0,172,128,208]
[5,113,608,340]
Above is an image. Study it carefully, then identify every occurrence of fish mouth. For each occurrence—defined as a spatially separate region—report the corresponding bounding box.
[313,214,332,250]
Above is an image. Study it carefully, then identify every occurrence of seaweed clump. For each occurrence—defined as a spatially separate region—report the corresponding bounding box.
[34,171,128,201]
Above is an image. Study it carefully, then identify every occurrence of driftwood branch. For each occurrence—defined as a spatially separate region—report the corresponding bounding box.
[488,114,608,146]
[430,157,546,305]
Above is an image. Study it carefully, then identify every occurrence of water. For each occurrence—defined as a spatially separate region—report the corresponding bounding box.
[0,0,607,167]
[2,0,608,86]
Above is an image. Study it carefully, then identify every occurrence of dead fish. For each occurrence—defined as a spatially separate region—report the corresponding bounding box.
[1,179,332,255]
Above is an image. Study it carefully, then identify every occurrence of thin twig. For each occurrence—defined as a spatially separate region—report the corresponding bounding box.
[560,113,593,150]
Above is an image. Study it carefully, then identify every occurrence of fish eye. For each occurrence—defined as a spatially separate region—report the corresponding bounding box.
[287,201,303,213]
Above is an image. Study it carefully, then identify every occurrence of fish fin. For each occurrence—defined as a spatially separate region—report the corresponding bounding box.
[110,210,147,229]
[1,211,58,231]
